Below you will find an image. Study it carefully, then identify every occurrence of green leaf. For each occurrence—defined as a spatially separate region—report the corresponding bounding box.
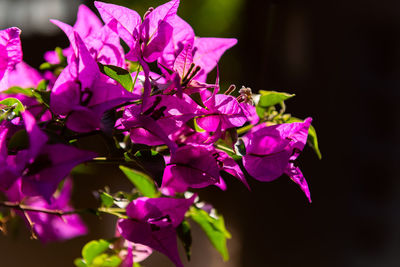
[36,79,48,91]
[177,220,192,261]
[119,165,158,198]
[133,263,142,267]
[7,129,29,151]
[33,90,51,107]
[287,117,322,159]
[189,207,231,261]
[128,61,143,73]
[92,254,121,267]
[2,86,33,97]
[98,63,133,92]
[82,239,111,265]
[100,192,114,208]
[189,92,207,109]
[255,104,266,119]
[39,62,52,70]
[258,90,294,107]
[74,258,87,267]
[0,97,25,118]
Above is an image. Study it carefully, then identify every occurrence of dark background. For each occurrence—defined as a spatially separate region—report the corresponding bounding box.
[1,0,399,266]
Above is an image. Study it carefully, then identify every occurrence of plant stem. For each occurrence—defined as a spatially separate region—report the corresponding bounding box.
[0,201,127,218]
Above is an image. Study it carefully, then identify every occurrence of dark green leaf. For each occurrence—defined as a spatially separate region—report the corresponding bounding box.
[287,117,322,159]
[98,63,133,92]
[82,239,111,265]
[133,150,165,187]
[189,92,207,109]
[258,90,294,107]
[177,220,192,261]
[189,207,231,261]
[7,129,29,151]
[33,90,51,107]
[100,192,114,208]
[119,165,159,198]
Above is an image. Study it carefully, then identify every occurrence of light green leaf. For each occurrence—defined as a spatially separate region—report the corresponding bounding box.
[0,97,25,117]
[92,254,121,267]
[100,192,114,208]
[98,63,133,92]
[2,86,33,97]
[119,165,158,198]
[189,207,231,261]
[74,258,87,267]
[258,90,294,107]
[287,117,322,159]
[82,239,110,265]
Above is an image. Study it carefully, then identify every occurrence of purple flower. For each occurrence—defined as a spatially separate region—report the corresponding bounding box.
[242,118,312,202]
[49,4,125,67]
[0,27,23,91]
[50,31,137,132]
[95,0,178,63]
[0,111,96,201]
[196,94,247,141]
[161,145,220,194]
[117,195,195,267]
[5,178,87,243]
[121,94,197,151]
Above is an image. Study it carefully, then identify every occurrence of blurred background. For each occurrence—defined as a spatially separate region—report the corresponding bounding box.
[1,0,400,266]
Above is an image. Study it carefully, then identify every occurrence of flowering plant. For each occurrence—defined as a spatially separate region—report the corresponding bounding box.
[0,1,320,266]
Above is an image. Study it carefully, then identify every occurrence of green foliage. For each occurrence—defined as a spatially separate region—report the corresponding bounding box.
[258,90,295,107]
[0,97,25,121]
[82,239,111,265]
[177,220,192,261]
[98,63,133,92]
[119,165,159,198]
[287,117,322,159]
[189,207,231,261]
[74,239,123,267]
[100,192,114,208]
[256,91,294,119]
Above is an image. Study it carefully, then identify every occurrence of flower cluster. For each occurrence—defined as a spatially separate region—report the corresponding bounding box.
[0,1,320,266]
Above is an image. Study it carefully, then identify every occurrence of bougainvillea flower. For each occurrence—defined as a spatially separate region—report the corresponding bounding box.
[7,61,42,88]
[0,127,19,191]
[211,148,249,189]
[121,94,197,152]
[5,178,87,243]
[50,31,137,132]
[197,93,247,134]
[4,111,96,201]
[95,0,178,63]
[50,6,125,67]
[161,145,220,194]
[242,118,312,202]
[0,27,23,91]
[118,195,195,267]
[158,15,237,82]
[95,0,180,109]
